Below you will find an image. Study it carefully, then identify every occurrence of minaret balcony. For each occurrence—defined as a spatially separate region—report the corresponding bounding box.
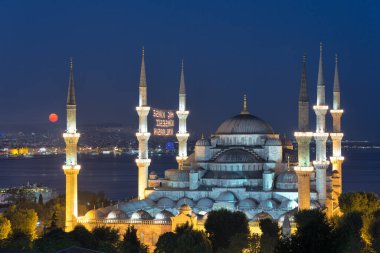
[313,105,329,115]
[62,164,81,171]
[330,109,344,114]
[135,158,151,167]
[314,132,329,140]
[63,133,80,138]
[330,133,344,140]
[176,110,189,118]
[136,132,151,142]
[294,132,314,137]
[330,156,344,162]
[136,106,151,116]
[313,160,330,167]
[294,166,314,172]
[176,133,190,138]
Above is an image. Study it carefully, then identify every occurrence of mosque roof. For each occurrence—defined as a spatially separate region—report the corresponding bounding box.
[238,198,258,210]
[131,210,152,220]
[215,113,274,135]
[106,210,127,219]
[214,149,263,163]
[275,170,298,190]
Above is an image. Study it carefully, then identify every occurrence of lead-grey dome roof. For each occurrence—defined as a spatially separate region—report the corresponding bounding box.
[216,191,237,203]
[196,137,211,146]
[276,170,298,190]
[214,149,262,163]
[216,113,274,135]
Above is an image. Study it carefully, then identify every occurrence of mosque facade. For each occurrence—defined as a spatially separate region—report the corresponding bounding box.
[62,45,344,250]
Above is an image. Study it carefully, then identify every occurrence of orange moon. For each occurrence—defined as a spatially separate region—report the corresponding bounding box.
[49,113,58,123]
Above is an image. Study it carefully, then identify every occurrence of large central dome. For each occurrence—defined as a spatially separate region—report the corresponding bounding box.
[216,113,274,135]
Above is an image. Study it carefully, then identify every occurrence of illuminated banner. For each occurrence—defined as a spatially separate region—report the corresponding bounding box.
[152,108,175,136]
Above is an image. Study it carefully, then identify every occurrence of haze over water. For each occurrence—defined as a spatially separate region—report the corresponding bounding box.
[0,149,378,200]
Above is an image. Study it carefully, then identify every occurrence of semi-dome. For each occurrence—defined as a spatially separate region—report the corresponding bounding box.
[216,113,274,135]
[216,191,237,203]
[214,149,261,163]
[175,197,195,208]
[253,212,273,221]
[131,210,152,220]
[156,197,175,209]
[85,209,105,220]
[279,199,298,210]
[154,210,174,220]
[259,199,279,210]
[276,170,298,190]
[238,198,258,210]
[196,198,214,210]
[107,210,127,219]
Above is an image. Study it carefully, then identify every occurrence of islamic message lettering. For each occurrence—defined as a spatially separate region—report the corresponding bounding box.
[152,109,175,136]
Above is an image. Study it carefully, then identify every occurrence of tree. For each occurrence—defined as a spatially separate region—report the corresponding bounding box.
[204,209,249,252]
[155,223,212,253]
[33,228,78,252]
[334,212,365,253]
[370,211,380,252]
[246,233,261,253]
[154,232,176,253]
[174,223,212,253]
[259,218,280,253]
[69,225,96,250]
[6,207,38,239]
[339,192,380,214]
[0,215,11,240]
[291,209,334,253]
[121,226,148,253]
[92,226,120,253]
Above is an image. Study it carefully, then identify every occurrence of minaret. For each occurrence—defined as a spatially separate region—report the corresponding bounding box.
[313,43,330,206]
[176,60,189,170]
[330,54,344,195]
[294,55,314,210]
[135,48,151,200]
[63,58,81,232]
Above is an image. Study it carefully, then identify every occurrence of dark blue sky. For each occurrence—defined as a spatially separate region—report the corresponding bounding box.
[0,0,379,140]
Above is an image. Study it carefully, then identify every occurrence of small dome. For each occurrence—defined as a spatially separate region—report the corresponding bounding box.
[279,199,298,210]
[156,197,175,209]
[238,198,258,210]
[216,114,274,135]
[216,191,237,203]
[259,199,279,210]
[276,170,298,190]
[196,137,211,146]
[179,204,192,215]
[154,210,174,220]
[175,197,195,208]
[107,210,127,219]
[214,149,262,163]
[196,198,214,210]
[85,209,105,220]
[131,210,152,220]
[149,171,158,180]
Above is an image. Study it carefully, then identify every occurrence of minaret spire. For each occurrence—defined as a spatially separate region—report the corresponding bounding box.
[299,54,308,102]
[67,58,76,106]
[140,47,146,88]
[179,59,186,95]
[317,42,325,86]
[176,60,190,170]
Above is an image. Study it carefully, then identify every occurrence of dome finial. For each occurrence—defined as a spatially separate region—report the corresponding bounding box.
[241,94,249,114]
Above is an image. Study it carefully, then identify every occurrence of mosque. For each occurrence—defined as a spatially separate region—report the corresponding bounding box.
[61,44,344,250]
